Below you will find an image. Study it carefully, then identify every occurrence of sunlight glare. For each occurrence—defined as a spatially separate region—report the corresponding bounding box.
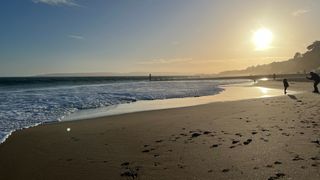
[252,28,273,51]
[258,87,269,94]
[260,78,269,81]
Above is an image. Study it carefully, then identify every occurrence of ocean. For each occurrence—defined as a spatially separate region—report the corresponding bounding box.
[0,77,251,143]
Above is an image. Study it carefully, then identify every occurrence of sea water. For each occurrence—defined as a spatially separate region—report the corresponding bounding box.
[0,77,251,143]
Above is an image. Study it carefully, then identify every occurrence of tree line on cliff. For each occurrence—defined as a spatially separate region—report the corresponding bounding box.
[220,41,320,76]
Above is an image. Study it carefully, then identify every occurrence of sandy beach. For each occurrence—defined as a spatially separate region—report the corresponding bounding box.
[0,80,319,180]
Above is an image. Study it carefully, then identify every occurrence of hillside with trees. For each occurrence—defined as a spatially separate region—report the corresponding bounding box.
[220,41,320,76]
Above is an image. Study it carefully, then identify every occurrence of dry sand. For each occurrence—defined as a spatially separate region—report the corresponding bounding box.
[0,80,319,180]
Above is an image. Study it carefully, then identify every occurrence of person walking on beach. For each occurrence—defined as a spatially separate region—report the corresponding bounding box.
[283,79,289,94]
[306,72,320,93]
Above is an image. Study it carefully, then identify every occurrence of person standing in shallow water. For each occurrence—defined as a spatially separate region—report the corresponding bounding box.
[306,72,320,93]
[283,79,289,94]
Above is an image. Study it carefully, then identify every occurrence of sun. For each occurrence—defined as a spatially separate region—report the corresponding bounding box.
[252,28,273,51]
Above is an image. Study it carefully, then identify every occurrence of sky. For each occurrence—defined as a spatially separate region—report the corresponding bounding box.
[0,0,319,76]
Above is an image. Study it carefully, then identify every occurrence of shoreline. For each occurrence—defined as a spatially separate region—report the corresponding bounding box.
[0,81,289,144]
[0,79,249,144]
[0,81,319,180]
[62,82,294,121]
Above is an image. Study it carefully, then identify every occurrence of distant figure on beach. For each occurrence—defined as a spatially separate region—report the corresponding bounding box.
[149,74,152,81]
[306,72,320,93]
[273,73,276,80]
[283,79,289,94]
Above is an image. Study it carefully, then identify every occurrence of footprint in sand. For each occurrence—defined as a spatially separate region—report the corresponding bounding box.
[292,155,304,161]
[260,137,269,142]
[210,144,220,148]
[121,162,130,166]
[311,140,320,145]
[191,132,202,138]
[310,156,320,161]
[120,167,139,179]
[274,161,282,165]
[268,173,285,180]
[71,137,79,142]
[154,162,160,167]
[281,132,290,136]
[243,139,252,145]
[177,164,186,169]
[232,140,240,144]
[221,169,230,173]
[142,148,155,153]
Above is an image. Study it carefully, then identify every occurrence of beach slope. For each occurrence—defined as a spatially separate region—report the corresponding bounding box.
[0,81,319,180]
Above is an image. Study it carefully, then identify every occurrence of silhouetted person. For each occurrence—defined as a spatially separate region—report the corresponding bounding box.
[283,79,289,94]
[149,74,152,81]
[273,73,276,80]
[306,72,320,93]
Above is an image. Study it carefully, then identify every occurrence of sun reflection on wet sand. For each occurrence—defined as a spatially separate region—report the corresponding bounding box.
[259,78,269,81]
[62,85,298,121]
[258,87,269,94]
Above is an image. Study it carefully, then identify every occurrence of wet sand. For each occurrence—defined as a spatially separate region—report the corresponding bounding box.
[0,81,319,180]
[63,84,291,121]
